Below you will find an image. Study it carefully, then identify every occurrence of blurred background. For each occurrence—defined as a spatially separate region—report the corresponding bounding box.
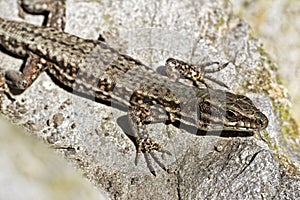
[0,117,108,200]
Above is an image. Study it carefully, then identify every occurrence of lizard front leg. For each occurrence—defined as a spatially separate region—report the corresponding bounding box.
[165,57,229,89]
[128,84,177,176]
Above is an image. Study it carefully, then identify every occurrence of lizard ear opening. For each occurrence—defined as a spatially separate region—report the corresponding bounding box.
[199,101,212,114]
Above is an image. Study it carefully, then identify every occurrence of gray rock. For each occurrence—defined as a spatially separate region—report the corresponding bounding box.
[0,0,299,199]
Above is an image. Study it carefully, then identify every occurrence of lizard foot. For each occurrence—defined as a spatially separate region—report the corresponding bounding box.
[135,137,172,176]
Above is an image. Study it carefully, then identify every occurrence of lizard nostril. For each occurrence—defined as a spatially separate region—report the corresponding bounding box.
[256,118,263,125]
[254,112,268,128]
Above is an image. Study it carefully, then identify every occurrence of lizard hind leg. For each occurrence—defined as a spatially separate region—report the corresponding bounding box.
[0,0,66,100]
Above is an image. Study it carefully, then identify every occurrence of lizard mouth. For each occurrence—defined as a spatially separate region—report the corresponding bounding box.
[226,112,269,131]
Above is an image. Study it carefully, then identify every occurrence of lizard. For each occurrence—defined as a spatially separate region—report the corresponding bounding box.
[0,0,268,175]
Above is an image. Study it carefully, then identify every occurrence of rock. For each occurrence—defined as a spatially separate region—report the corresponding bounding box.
[0,0,299,199]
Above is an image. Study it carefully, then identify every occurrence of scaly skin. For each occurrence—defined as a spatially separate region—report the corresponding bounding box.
[0,2,268,175]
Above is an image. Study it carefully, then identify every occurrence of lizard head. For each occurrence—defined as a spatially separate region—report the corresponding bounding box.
[197,90,269,132]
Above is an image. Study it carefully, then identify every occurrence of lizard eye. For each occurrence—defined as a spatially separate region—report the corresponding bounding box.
[226,110,237,120]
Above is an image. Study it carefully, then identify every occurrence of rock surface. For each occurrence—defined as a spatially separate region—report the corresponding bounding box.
[0,0,299,199]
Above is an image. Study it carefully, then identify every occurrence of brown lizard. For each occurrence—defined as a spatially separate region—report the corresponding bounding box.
[0,0,268,175]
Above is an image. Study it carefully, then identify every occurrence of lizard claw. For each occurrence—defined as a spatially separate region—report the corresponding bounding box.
[134,137,171,175]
